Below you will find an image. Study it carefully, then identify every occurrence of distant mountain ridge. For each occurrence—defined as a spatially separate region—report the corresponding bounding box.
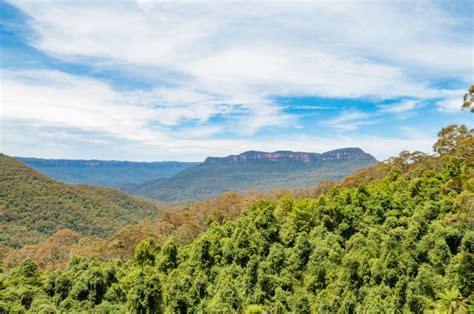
[206,148,366,163]
[16,157,199,188]
[126,147,377,202]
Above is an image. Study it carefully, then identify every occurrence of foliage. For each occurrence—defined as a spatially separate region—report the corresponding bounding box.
[0,155,163,248]
[135,238,159,273]
[0,125,472,312]
[126,272,162,313]
[2,192,263,270]
[435,288,468,314]
[433,124,474,158]
[462,84,474,112]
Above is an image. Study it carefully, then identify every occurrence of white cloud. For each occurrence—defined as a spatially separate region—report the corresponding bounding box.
[3,118,437,162]
[290,105,338,110]
[322,99,431,131]
[0,68,441,161]
[8,0,470,100]
[2,1,471,161]
[1,69,292,143]
[376,99,427,120]
[2,70,165,144]
[436,92,467,113]
[321,110,379,131]
[379,100,422,114]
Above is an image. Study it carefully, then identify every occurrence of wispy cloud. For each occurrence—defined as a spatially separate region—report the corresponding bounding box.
[321,110,379,131]
[1,69,293,141]
[290,105,338,110]
[7,0,470,100]
[1,0,472,160]
[379,100,422,114]
[377,99,426,119]
[323,99,430,131]
[3,118,437,162]
[436,91,467,113]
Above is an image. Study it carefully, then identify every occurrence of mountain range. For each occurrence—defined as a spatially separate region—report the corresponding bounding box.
[125,148,377,201]
[14,148,377,202]
[16,157,198,187]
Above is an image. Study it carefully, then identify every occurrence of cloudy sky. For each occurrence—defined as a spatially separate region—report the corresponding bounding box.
[1,0,472,161]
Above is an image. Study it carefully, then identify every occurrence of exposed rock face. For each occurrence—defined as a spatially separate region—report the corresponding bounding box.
[223,151,319,163]
[319,148,366,161]
[205,147,372,163]
[132,147,378,201]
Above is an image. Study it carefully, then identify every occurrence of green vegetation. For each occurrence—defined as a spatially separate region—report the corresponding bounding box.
[16,157,198,188]
[1,124,472,312]
[1,191,261,270]
[462,84,474,112]
[128,148,377,202]
[0,155,163,248]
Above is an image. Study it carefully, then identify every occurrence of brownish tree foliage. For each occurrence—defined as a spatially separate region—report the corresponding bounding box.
[434,124,474,159]
[3,228,80,270]
[1,182,373,269]
[6,162,403,269]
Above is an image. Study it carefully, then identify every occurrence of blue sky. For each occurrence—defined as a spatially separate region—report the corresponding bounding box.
[1,0,472,161]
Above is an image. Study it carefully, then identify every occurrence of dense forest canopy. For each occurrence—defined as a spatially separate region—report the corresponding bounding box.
[0,155,164,248]
[0,122,472,313]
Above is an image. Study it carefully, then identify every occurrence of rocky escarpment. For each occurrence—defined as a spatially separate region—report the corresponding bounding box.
[128,147,378,201]
[318,148,369,161]
[205,147,374,164]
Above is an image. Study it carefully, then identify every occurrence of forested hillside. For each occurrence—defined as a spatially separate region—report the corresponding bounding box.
[17,157,198,188]
[128,148,377,201]
[1,124,472,312]
[0,155,163,248]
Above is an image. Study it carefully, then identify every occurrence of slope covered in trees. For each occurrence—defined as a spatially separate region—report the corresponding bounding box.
[0,155,163,248]
[0,124,472,312]
[127,148,377,201]
[2,191,262,270]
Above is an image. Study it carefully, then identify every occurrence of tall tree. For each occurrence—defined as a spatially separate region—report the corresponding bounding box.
[135,238,158,274]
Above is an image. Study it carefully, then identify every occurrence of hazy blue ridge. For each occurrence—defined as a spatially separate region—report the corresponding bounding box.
[15,157,199,188]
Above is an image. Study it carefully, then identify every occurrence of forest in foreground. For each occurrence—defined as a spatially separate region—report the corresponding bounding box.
[0,123,472,313]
